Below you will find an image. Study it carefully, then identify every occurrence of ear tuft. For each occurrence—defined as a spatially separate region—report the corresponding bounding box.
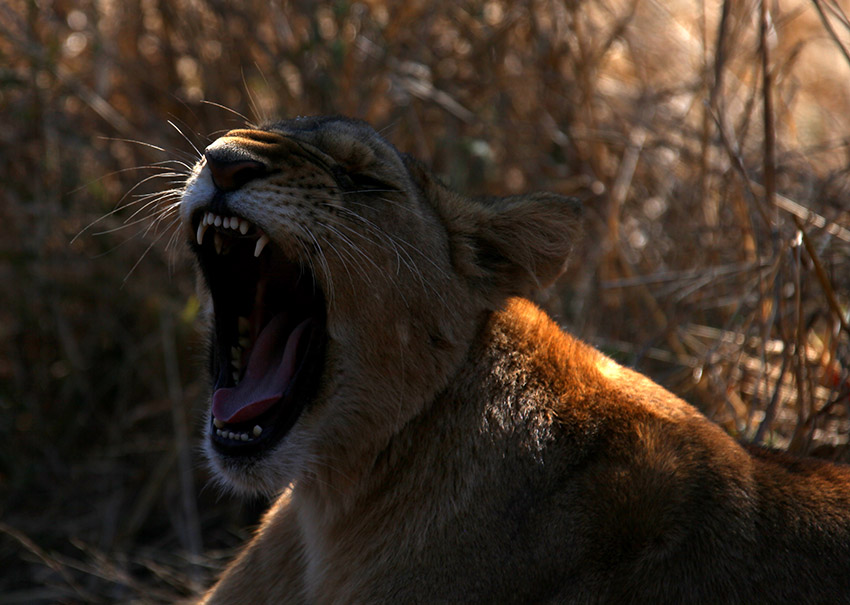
[472,192,582,298]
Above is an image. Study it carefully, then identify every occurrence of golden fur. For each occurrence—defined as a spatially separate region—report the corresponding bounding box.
[179,116,850,603]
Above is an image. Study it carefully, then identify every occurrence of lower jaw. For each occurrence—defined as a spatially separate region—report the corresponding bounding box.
[207,320,327,459]
[208,394,303,457]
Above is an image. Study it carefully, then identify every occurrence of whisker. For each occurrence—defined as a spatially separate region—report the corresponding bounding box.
[316,215,423,310]
[68,162,186,197]
[121,190,182,226]
[96,136,168,154]
[72,171,186,242]
[313,220,372,294]
[144,202,182,233]
[338,188,400,196]
[88,185,181,238]
[200,99,253,126]
[293,224,337,309]
[168,119,203,159]
[71,178,175,244]
[245,66,268,125]
[324,208,451,310]
[330,204,448,278]
[122,224,177,285]
[164,218,186,254]
[93,208,170,237]
[97,135,199,165]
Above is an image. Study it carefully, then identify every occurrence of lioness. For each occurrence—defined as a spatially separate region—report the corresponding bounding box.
[180,116,850,603]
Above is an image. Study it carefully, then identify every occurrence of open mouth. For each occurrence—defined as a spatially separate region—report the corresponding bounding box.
[192,210,326,456]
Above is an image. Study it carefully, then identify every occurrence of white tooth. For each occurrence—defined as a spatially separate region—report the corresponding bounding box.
[214,232,223,254]
[213,418,225,429]
[239,219,250,235]
[196,221,209,245]
[232,370,239,382]
[228,431,236,440]
[254,234,270,257]
[240,433,249,441]
[253,425,262,437]
[204,212,213,226]
[216,429,224,437]
[214,214,222,227]
[226,217,235,229]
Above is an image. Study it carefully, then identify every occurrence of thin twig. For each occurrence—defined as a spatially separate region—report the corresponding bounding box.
[811,0,850,67]
[793,215,850,335]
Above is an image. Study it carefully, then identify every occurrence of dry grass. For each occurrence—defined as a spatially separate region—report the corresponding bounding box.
[1,0,849,601]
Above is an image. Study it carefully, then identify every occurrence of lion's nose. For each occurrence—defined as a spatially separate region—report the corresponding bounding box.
[204,153,266,192]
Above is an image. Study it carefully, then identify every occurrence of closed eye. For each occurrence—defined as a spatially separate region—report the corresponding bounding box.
[347,172,399,193]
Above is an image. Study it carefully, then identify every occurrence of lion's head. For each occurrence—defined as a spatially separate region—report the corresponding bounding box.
[180,116,580,495]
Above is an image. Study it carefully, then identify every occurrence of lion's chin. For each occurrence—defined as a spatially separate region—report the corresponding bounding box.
[203,436,302,496]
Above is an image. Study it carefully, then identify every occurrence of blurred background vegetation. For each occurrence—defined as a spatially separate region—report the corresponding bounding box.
[2,0,849,601]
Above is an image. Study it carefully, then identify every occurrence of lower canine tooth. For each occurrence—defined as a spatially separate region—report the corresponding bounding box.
[213,418,225,429]
[214,232,223,254]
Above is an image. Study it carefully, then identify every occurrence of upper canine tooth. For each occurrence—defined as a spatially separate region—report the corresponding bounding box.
[254,234,270,258]
[196,221,209,245]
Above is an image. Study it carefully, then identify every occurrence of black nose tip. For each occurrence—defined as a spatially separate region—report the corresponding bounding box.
[204,155,266,192]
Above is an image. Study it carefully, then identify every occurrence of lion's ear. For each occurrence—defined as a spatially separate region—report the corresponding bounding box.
[470,193,582,297]
[402,154,581,299]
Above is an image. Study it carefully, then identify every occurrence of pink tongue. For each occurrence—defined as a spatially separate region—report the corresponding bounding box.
[212,315,311,424]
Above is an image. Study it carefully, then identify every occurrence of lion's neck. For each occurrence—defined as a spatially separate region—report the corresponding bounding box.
[291,298,576,558]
